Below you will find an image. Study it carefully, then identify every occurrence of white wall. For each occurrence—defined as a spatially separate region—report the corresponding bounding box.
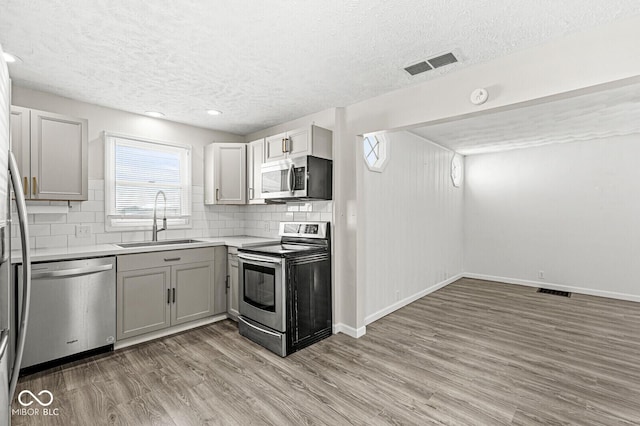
[11,86,244,185]
[242,16,640,336]
[341,16,640,334]
[464,134,640,301]
[12,16,640,335]
[9,87,327,250]
[363,131,463,323]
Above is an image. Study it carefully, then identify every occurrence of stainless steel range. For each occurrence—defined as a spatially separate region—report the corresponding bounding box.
[238,222,331,356]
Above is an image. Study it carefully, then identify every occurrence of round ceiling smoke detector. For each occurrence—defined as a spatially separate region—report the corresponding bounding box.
[470,88,489,105]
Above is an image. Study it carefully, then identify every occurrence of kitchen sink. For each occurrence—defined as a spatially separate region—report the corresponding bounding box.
[116,239,203,249]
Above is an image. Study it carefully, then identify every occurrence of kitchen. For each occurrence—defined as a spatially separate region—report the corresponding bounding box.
[2,2,640,425]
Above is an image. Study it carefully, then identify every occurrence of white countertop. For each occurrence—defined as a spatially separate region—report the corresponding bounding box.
[11,236,279,264]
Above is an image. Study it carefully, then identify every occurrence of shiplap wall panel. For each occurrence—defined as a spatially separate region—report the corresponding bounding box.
[363,131,464,322]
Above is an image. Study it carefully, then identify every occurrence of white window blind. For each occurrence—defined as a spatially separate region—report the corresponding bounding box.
[104,133,192,230]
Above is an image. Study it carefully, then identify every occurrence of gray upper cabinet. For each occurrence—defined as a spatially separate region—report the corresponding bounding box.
[264,125,332,162]
[10,106,88,201]
[204,143,246,205]
[264,132,288,162]
[247,138,265,204]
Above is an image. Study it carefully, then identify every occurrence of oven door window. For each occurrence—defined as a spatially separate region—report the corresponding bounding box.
[243,263,276,312]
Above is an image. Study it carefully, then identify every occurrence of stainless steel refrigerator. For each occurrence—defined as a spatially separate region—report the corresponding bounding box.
[0,44,32,425]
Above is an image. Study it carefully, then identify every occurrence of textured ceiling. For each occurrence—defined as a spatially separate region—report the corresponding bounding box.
[409,80,640,155]
[1,1,639,135]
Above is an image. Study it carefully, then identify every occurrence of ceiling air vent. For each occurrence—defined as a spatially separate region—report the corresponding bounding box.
[428,52,458,69]
[404,52,459,76]
[404,61,433,76]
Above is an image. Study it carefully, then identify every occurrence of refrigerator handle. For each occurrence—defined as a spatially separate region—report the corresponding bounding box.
[8,152,31,401]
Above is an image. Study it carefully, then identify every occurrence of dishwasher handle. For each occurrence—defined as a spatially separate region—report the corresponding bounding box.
[31,263,113,279]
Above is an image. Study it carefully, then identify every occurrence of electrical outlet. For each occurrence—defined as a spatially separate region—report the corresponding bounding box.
[538,270,545,279]
[76,225,91,237]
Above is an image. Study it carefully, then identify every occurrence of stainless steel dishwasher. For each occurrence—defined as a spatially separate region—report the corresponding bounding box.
[17,257,116,369]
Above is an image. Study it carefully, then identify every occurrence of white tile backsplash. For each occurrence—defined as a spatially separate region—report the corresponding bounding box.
[11,180,333,249]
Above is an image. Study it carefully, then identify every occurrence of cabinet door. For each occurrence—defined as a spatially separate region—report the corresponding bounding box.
[227,253,239,320]
[247,139,265,204]
[212,143,246,204]
[287,128,310,157]
[213,246,228,315]
[30,109,88,200]
[9,106,31,198]
[265,132,287,162]
[117,267,171,340]
[171,261,215,325]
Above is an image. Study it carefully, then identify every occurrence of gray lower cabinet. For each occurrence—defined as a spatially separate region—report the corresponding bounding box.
[117,267,171,339]
[117,247,220,341]
[171,261,215,326]
[227,247,239,320]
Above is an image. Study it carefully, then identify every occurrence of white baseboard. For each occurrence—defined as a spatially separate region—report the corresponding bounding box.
[364,273,464,326]
[114,314,229,350]
[464,273,640,303]
[333,323,367,338]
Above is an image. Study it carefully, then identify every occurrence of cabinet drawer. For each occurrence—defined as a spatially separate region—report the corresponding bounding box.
[118,247,215,272]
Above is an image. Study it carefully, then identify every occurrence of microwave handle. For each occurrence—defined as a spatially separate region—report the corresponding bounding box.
[287,164,294,193]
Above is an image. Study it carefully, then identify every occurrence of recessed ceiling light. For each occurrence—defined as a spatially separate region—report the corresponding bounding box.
[206,109,222,116]
[145,111,165,118]
[2,52,22,64]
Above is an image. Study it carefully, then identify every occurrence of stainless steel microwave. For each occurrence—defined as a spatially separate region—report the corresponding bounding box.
[261,156,332,202]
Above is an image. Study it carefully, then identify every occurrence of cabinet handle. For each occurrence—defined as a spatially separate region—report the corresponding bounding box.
[281,138,285,153]
[216,188,219,201]
[249,188,254,200]
[23,177,28,196]
[164,257,181,262]
[226,275,230,290]
[32,177,37,196]
[172,288,176,303]
[167,288,170,304]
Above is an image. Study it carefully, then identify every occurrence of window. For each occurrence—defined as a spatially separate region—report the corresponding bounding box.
[104,133,192,230]
[450,153,463,187]
[363,134,389,172]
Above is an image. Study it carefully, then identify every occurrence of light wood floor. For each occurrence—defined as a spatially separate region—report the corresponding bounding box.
[12,278,640,425]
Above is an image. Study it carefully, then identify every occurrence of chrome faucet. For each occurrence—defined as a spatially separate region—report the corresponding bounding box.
[152,190,167,241]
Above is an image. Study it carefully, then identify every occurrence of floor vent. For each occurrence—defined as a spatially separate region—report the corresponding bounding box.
[537,288,571,298]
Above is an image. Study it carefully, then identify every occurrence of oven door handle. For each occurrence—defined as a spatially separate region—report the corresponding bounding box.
[238,253,283,264]
[239,316,282,338]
